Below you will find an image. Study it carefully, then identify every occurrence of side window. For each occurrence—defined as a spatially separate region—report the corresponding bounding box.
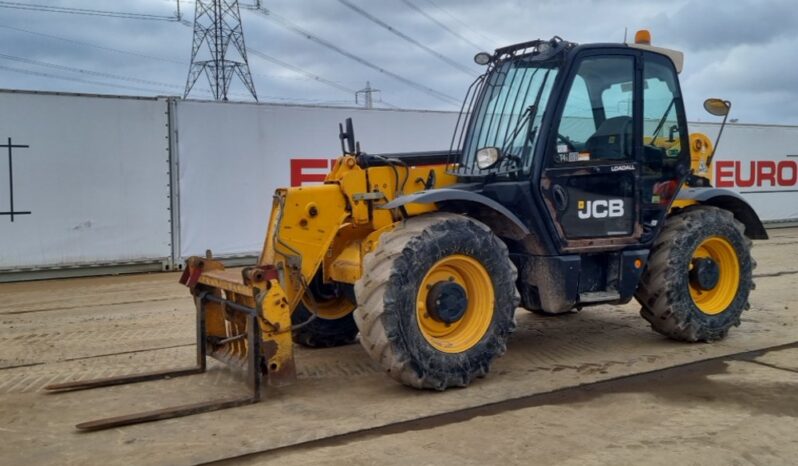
[642,55,686,206]
[557,75,595,155]
[643,59,685,162]
[555,55,634,163]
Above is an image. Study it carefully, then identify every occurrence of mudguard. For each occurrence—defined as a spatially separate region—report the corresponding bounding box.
[381,188,531,236]
[676,187,769,240]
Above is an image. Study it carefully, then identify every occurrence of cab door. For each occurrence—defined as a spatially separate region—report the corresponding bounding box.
[540,52,642,250]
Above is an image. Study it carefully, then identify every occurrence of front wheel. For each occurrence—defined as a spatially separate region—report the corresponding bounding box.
[635,206,755,342]
[354,213,519,390]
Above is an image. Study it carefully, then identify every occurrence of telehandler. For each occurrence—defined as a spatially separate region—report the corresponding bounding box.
[47,30,767,430]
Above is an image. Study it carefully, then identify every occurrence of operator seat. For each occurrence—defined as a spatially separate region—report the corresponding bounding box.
[584,115,632,160]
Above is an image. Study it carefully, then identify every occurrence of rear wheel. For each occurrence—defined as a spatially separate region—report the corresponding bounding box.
[635,206,755,342]
[354,213,519,390]
[291,274,358,348]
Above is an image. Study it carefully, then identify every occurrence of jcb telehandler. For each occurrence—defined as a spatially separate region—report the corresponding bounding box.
[48,30,767,430]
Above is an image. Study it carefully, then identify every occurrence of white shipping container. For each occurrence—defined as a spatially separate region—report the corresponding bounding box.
[0,91,172,271]
[692,122,798,222]
[174,100,458,259]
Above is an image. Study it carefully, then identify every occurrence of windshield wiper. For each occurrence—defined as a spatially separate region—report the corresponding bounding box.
[651,98,676,141]
[497,69,552,171]
[518,69,552,164]
[499,104,533,163]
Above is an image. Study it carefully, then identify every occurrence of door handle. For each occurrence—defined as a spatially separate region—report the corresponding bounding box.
[553,185,568,212]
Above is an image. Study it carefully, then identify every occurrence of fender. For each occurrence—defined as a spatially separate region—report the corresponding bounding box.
[382,188,531,236]
[676,187,768,240]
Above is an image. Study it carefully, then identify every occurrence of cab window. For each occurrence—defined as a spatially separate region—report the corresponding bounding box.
[555,55,635,163]
[641,54,687,206]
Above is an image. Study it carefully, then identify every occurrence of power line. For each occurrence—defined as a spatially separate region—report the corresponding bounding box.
[0,63,176,95]
[0,1,176,21]
[0,55,337,105]
[336,0,476,77]
[0,3,404,108]
[0,23,185,66]
[0,21,297,82]
[0,52,188,91]
[174,20,398,108]
[397,0,487,51]
[247,48,354,95]
[417,0,501,47]
[247,6,460,106]
[248,48,399,109]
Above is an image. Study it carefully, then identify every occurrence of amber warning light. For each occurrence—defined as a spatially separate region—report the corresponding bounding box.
[635,29,652,45]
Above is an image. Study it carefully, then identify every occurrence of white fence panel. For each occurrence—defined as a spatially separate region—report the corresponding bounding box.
[4,91,795,275]
[175,101,458,258]
[0,91,172,270]
[692,123,798,222]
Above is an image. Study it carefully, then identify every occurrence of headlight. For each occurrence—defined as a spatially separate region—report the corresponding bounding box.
[476,147,501,170]
[473,52,492,66]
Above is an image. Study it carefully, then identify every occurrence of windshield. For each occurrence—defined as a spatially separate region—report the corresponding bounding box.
[458,58,559,175]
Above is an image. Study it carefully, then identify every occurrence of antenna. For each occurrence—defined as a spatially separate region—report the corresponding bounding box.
[623,27,628,44]
[184,0,258,101]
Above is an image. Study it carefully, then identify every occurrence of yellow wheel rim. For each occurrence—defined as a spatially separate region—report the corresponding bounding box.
[301,293,355,320]
[689,236,740,315]
[416,254,494,353]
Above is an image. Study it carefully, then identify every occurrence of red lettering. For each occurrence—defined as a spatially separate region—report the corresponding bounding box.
[734,161,755,188]
[777,160,797,186]
[715,160,735,188]
[290,159,328,186]
[756,161,777,187]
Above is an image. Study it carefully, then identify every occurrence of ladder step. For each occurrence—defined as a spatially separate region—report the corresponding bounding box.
[579,291,621,303]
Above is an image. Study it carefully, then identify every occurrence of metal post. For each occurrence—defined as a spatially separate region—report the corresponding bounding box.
[247,314,262,400]
[196,296,207,369]
[166,98,182,270]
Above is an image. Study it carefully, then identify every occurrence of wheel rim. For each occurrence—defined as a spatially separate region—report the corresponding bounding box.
[416,254,494,353]
[301,294,355,320]
[689,236,740,315]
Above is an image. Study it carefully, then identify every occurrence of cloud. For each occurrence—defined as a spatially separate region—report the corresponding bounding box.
[648,0,798,51]
[0,0,795,124]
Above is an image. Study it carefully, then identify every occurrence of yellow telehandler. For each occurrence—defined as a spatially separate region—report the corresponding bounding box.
[47,31,767,430]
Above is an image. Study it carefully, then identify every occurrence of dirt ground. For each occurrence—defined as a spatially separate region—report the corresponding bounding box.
[0,228,796,465]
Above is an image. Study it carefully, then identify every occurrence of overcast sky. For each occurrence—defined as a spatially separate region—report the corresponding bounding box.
[1,0,796,124]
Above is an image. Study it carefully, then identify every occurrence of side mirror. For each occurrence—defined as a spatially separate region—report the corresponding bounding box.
[703,98,731,117]
[702,98,732,168]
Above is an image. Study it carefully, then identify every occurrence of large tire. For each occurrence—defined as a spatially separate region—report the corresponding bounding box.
[291,277,358,348]
[635,206,755,342]
[354,213,519,390]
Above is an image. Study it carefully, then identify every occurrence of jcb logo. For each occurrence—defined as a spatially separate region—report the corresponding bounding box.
[577,199,625,219]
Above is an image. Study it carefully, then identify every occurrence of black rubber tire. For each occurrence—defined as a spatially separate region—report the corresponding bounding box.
[291,278,359,348]
[635,206,755,342]
[291,302,358,348]
[354,213,519,390]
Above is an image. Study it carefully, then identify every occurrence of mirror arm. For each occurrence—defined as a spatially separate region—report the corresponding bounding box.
[706,100,731,168]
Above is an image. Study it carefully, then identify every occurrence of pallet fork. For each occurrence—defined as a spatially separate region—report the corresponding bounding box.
[46,261,296,431]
